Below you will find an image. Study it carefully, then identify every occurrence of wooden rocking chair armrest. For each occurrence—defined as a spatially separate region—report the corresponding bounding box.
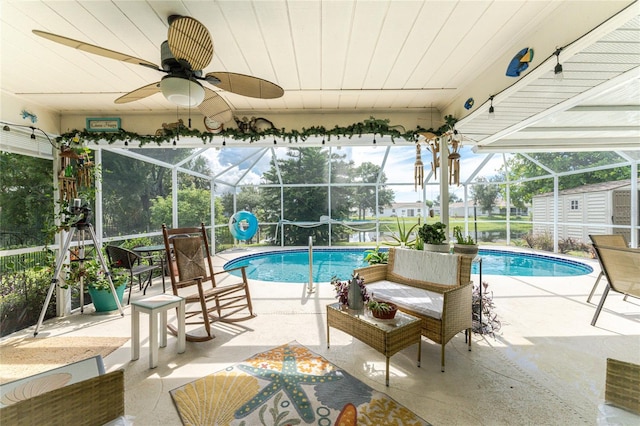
[212,265,247,276]
[174,276,205,289]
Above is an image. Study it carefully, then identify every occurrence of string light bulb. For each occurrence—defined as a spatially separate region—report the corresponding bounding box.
[30,127,36,139]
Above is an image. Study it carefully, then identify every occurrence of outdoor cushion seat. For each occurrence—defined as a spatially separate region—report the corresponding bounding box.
[366,281,444,320]
[355,248,472,372]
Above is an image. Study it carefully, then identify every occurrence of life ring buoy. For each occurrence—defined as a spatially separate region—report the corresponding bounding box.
[229,211,258,241]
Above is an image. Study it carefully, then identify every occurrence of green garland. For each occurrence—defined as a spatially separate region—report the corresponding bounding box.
[56,115,457,147]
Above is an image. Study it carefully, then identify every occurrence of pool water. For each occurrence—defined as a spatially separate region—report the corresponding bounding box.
[223,248,593,283]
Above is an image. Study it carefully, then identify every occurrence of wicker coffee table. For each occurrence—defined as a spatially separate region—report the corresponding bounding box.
[326,302,422,386]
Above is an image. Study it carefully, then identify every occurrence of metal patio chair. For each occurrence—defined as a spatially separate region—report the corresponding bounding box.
[105,245,161,304]
[589,235,640,326]
[587,234,629,303]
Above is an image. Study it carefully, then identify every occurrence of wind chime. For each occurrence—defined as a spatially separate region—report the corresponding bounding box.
[419,131,440,179]
[58,146,94,202]
[416,131,463,186]
[448,137,461,186]
[414,143,424,191]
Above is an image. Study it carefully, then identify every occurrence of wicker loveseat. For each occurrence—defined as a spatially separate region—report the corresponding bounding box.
[354,247,473,372]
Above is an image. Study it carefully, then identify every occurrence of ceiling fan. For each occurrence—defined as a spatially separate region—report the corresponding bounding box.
[33,15,284,125]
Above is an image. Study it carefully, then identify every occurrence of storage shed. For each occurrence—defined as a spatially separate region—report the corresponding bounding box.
[532,179,639,244]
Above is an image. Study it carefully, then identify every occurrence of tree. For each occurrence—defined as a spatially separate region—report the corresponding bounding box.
[352,162,394,219]
[470,176,501,215]
[220,186,263,219]
[261,147,356,245]
[101,149,206,235]
[150,188,225,228]
[0,152,53,247]
[501,152,631,206]
[435,193,462,205]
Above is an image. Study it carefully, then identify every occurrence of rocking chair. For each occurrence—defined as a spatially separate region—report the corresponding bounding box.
[162,223,255,342]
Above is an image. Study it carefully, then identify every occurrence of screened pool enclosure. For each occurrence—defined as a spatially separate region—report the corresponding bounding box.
[2,129,638,254]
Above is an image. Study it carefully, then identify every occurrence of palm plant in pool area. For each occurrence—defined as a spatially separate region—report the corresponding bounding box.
[385,217,418,248]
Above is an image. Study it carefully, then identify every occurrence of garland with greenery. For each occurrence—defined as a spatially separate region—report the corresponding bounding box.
[55,115,457,147]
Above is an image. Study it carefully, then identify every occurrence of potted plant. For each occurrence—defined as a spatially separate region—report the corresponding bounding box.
[385,217,418,248]
[364,247,388,265]
[331,274,369,308]
[366,300,398,320]
[70,258,128,312]
[418,222,449,252]
[453,226,479,257]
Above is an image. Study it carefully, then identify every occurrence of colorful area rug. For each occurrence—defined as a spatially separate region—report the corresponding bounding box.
[170,341,430,425]
[0,336,128,384]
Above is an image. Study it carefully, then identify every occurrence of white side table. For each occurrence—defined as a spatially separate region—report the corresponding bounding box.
[131,294,185,369]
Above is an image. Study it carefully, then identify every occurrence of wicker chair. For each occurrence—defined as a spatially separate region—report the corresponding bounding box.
[354,248,472,372]
[589,236,640,326]
[105,245,161,304]
[587,234,629,303]
[0,370,124,425]
[603,358,640,416]
[162,223,255,342]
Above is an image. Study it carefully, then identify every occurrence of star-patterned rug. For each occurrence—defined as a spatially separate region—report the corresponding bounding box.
[170,341,430,425]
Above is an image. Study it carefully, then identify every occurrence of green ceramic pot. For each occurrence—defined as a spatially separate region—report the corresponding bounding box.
[88,282,126,312]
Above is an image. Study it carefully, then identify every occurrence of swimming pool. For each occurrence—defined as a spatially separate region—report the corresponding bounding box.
[223,248,593,283]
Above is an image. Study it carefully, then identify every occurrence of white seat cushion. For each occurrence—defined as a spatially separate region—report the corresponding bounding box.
[367,281,444,319]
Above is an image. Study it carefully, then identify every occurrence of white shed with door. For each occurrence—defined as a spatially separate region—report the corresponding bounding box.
[532,179,639,244]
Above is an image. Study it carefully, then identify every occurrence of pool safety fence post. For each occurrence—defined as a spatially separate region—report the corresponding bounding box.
[307,236,315,294]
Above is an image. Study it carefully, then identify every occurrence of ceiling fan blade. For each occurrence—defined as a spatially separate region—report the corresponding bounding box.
[167,16,213,71]
[32,30,159,70]
[114,82,161,104]
[206,72,284,99]
[198,87,233,123]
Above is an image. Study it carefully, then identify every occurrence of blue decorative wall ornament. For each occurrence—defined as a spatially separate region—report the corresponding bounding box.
[21,109,38,123]
[506,47,534,77]
[464,98,475,110]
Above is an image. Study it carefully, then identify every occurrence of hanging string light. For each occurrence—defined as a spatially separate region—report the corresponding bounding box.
[554,47,564,81]
[488,95,495,119]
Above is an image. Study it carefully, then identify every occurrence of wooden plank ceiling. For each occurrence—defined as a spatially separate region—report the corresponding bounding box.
[1,1,638,152]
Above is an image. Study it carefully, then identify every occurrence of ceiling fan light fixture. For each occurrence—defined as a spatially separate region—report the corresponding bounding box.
[160,76,205,107]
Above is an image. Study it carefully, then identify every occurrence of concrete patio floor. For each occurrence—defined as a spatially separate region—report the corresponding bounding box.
[4,247,639,425]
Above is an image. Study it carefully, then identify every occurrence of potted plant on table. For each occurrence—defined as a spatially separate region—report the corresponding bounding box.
[452,225,479,257]
[367,300,398,320]
[418,222,449,253]
[331,273,369,309]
